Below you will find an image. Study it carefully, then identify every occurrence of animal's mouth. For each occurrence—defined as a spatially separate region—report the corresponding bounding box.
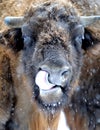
[35,70,55,90]
[34,70,67,109]
[35,70,65,92]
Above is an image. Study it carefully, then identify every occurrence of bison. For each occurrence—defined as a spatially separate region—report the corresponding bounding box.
[0,0,100,130]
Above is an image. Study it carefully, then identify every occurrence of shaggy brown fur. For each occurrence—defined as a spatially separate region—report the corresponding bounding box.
[0,31,19,129]
[0,0,100,130]
[0,28,26,128]
[71,29,100,130]
[0,45,13,130]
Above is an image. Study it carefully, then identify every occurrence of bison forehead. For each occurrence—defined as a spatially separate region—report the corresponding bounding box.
[22,1,83,41]
[37,25,70,47]
[24,1,78,22]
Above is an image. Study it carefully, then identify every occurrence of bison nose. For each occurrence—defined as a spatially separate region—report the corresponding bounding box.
[49,67,70,86]
[40,65,70,86]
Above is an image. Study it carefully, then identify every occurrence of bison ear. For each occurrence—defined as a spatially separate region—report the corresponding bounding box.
[2,28,24,52]
[82,28,99,50]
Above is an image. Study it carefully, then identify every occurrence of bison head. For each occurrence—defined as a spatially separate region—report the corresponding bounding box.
[4,1,100,112]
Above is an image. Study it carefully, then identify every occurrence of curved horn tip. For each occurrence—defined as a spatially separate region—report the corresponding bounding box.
[4,16,20,26]
[4,16,12,26]
[4,16,24,27]
[4,16,13,26]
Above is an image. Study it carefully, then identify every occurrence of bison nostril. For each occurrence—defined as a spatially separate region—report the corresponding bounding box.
[62,70,69,76]
[61,68,70,81]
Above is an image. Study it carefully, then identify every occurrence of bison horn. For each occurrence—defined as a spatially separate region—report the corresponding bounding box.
[80,16,100,26]
[4,16,24,27]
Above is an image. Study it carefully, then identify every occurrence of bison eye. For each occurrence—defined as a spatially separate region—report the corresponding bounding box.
[75,36,82,44]
[23,36,32,45]
[23,36,34,49]
[73,36,82,47]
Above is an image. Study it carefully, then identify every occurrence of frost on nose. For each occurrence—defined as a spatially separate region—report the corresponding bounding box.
[35,71,55,90]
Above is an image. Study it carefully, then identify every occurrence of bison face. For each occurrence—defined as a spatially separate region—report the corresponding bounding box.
[22,25,83,112]
[4,2,100,112]
[21,7,84,111]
